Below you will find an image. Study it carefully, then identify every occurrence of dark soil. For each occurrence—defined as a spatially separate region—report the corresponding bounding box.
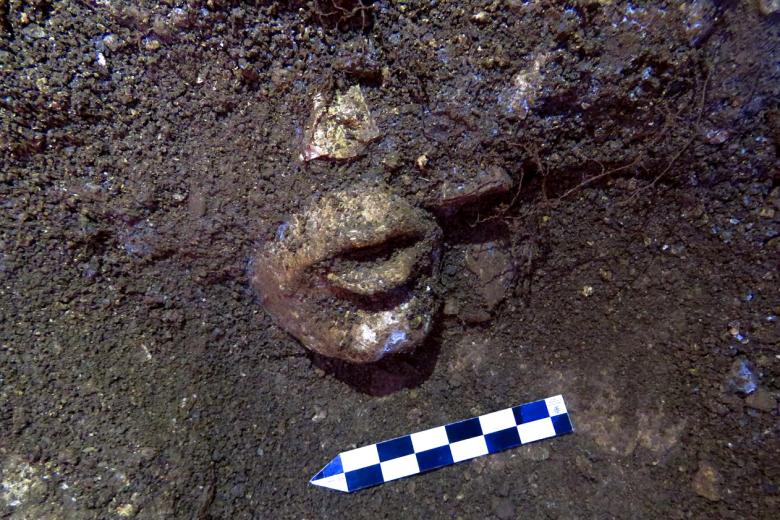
[1,1,778,518]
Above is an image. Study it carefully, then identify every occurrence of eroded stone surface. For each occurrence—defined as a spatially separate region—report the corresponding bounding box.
[464,241,516,311]
[300,85,380,161]
[429,165,514,211]
[757,0,780,15]
[252,185,442,363]
[498,53,549,119]
[692,461,722,501]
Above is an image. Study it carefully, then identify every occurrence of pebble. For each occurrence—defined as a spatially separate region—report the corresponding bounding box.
[143,36,161,51]
[169,7,191,29]
[430,165,513,210]
[726,358,759,395]
[498,54,548,119]
[472,11,490,24]
[102,33,121,51]
[682,0,715,46]
[464,241,515,311]
[300,86,380,161]
[116,503,136,517]
[492,497,515,520]
[519,444,550,461]
[757,0,780,15]
[692,461,721,501]
[21,24,46,39]
[705,128,729,145]
[416,154,428,170]
[442,298,460,316]
[745,388,776,412]
[311,405,327,422]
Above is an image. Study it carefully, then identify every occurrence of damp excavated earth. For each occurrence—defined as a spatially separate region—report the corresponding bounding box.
[1,1,779,519]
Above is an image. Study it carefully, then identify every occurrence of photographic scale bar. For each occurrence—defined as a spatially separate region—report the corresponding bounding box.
[310,394,574,493]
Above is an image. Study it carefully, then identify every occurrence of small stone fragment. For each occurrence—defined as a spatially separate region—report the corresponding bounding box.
[464,241,515,310]
[581,285,594,297]
[416,154,428,171]
[169,7,191,29]
[704,128,729,145]
[681,0,715,46]
[143,35,161,51]
[745,388,776,412]
[472,11,490,24]
[301,85,381,161]
[492,497,515,520]
[442,298,460,316]
[21,24,46,39]
[116,503,137,517]
[498,54,548,119]
[519,444,550,461]
[431,165,513,210]
[459,307,492,324]
[334,39,382,82]
[692,461,721,501]
[311,405,328,422]
[726,358,759,395]
[757,0,780,15]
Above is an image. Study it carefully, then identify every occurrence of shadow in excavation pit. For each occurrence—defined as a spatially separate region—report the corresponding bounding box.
[308,318,444,397]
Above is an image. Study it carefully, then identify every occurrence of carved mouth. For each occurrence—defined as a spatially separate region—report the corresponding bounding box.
[322,233,430,298]
[252,185,442,363]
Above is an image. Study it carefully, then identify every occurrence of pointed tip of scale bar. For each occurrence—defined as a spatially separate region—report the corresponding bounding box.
[310,455,350,493]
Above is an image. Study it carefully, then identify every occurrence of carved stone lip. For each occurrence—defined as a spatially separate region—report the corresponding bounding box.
[321,230,434,299]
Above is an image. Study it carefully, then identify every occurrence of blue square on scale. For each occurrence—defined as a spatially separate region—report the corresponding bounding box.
[416,445,454,472]
[445,417,483,443]
[312,455,343,481]
[552,413,573,435]
[345,464,384,490]
[484,427,521,454]
[376,436,414,462]
[513,400,549,424]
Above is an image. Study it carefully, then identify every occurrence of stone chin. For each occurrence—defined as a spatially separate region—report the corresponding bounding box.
[251,185,442,363]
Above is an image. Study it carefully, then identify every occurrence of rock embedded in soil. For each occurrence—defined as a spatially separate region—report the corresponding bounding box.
[464,241,516,311]
[498,53,548,120]
[251,184,442,363]
[429,165,514,211]
[692,461,722,501]
[682,0,716,46]
[492,497,515,520]
[300,85,380,161]
[726,358,759,395]
[744,388,776,412]
[757,0,780,15]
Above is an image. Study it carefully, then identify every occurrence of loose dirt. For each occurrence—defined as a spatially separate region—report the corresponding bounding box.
[1,1,778,518]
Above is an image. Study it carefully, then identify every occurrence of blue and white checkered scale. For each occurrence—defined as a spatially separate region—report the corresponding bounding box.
[310,394,573,492]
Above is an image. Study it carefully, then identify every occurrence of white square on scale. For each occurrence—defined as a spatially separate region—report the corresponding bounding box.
[340,444,380,472]
[380,454,420,482]
[449,436,489,463]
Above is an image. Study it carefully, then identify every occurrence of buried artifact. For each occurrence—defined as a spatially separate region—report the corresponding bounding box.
[251,185,442,363]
